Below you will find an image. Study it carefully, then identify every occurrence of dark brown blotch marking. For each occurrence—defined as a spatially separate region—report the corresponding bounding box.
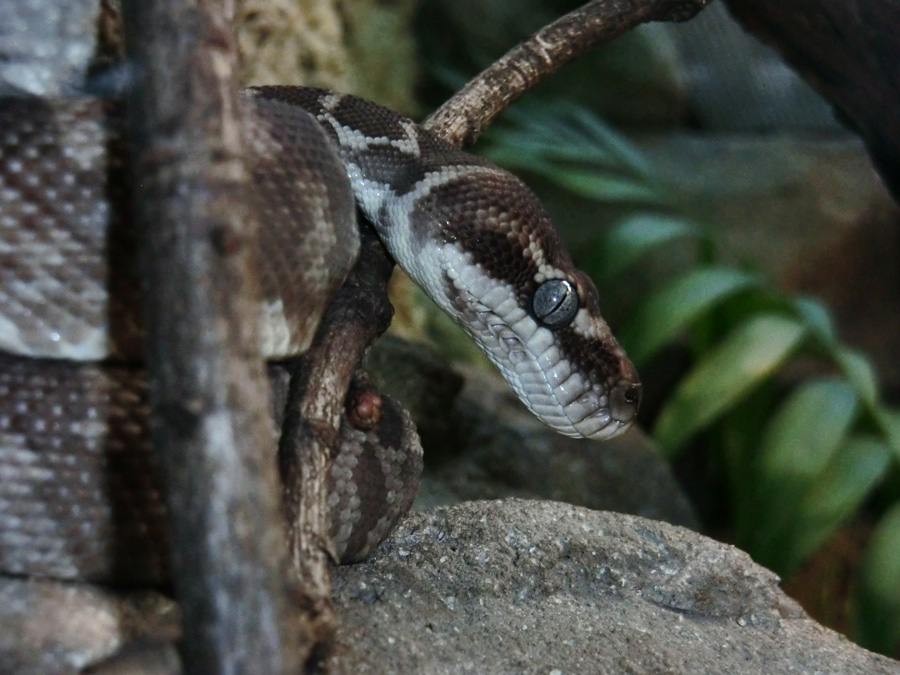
[411,170,569,300]
[553,275,639,392]
[329,397,422,563]
[328,95,411,144]
[250,85,331,118]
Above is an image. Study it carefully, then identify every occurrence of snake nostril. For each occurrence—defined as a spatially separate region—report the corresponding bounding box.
[623,383,640,404]
[609,381,641,423]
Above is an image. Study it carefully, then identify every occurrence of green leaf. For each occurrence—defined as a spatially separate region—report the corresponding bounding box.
[757,378,859,490]
[791,296,836,344]
[742,380,867,573]
[833,347,879,408]
[653,315,807,456]
[485,131,616,169]
[484,101,669,207]
[556,103,655,177]
[781,436,890,575]
[484,144,662,205]
[598,212,701,279]
[620,267,760,366]
[538,164,663,204]
[874,407,900,461]
[500,101,655,176]
[855,502,900,655]
[483,134,601,167]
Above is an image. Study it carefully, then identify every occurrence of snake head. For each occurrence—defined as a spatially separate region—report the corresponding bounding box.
[281,86,642,439]
[442,244,640,440]
[402,164,641,441]
[526,268,642,439]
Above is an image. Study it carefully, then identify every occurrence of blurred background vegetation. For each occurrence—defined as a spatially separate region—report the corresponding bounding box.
[412,0,900,658]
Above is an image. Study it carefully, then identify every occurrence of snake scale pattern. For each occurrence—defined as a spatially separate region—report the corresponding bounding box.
[0,87,639,579]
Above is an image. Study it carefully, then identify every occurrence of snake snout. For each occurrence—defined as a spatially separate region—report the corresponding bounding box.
[609,380,641,428]
[602,351,642,437]
[573,369,641,441]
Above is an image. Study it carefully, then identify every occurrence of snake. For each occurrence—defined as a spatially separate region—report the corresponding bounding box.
[0,86,640,578]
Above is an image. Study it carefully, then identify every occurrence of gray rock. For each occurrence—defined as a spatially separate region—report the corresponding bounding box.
[0,577,179,674]
[328,499,900,675]
[8,503,899,674]
[425,367,698,529]
[370,336,698,530]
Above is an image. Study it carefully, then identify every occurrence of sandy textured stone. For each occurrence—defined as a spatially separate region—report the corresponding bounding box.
[368,335,698,528]
[0,578,179,674]
[328,499,900,674]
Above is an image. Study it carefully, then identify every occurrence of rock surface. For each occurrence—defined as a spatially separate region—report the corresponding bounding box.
[6,499,900,673]
[370,336,699,530]
[0,578,179,675]
[328,499,900,675]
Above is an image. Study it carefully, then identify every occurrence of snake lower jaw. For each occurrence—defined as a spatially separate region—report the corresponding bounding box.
[482,329,641,441]
[565,378,641,441]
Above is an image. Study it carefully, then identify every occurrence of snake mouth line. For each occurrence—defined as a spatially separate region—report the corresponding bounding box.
[421,219,641,443]
[484,322,639,441]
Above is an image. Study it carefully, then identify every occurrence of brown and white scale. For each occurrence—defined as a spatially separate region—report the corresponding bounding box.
[0,86,639,576]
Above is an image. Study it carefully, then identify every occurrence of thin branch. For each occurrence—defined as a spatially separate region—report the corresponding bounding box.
[424,0,712,147]
[120,0,307,671]
[277,226,395,646]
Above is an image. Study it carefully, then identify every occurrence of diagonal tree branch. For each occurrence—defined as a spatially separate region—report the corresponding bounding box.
[277,226,395,647]
[424,0,712,147]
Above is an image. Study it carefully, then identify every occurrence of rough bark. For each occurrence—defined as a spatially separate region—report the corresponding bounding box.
[277,227,395,648]
[119,0,308,671]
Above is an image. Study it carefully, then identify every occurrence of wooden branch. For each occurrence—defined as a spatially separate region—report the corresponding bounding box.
[424,0,712,147]
[724,0,900,202]
[119,0,307,671]
[277,226,395,646]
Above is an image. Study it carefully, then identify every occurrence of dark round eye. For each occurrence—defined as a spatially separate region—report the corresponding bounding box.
[532,279,578,328]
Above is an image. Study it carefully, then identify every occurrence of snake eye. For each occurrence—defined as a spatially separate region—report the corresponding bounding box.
[532,279,578,328]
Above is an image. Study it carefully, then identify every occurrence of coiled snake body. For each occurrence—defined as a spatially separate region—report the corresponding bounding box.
[0,87,639,577]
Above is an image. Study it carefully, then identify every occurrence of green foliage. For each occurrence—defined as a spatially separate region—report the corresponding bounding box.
[653,314,807,455]
[617,266,762,369]
[856,501,900,654]
[482,100,900,656]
